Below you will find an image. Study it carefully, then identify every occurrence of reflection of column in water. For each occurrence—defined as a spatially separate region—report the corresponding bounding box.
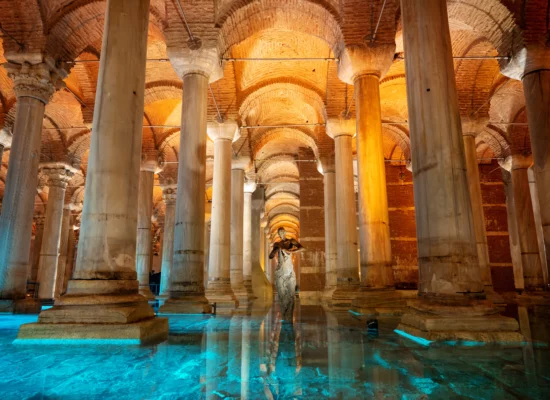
[204,317,230,400]
[326,312,365,398]
[228,316,242,397]
[518,306,538,393]
[241,316,251,399]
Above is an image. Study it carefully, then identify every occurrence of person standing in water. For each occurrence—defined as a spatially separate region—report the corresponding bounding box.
[269,227,304,321]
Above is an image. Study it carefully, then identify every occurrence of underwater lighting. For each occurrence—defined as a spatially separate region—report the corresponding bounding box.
[394,329,433,346]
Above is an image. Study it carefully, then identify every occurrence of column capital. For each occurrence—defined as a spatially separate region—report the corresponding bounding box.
[500,46,550,80]
[231,155,250,170]
[461,116,489,137]
[140,158,162,173]
[162,185,177,205]
[4,56,67,104]
[326,117,356,139]
[167,46,224,83]
[498,154,533,172]
[317,154,335,175]
[244,181,257,194]
[338,43,396,84]
[40,163,77,188]
[0,127,12,148]
[207,120,240,142]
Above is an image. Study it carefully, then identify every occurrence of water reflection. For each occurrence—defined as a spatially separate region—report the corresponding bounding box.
[1,304,549,399]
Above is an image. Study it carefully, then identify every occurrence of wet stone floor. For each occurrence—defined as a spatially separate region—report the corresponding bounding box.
[0,304,549,399]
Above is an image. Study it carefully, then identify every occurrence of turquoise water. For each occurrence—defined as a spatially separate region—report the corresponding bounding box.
[0,305,549,399]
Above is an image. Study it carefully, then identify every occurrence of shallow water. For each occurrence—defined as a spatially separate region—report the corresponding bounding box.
[0,304,549,399]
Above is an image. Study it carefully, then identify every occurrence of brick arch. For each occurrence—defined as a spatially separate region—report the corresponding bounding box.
[447,0,522,57]
[267,203,300,219]
[265,182,300,200]
[144,81,183,107]
[478,126,511,159]
[217,0,343,57]
[46,1,166,62]
[252,127,319,160]
[382,125,411,161]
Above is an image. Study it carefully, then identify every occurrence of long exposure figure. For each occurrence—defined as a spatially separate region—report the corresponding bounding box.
[269,227,304,321]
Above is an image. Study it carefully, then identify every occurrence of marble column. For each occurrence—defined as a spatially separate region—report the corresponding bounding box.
[499,155,545,291]
[528,168,549,285]
[53,205,72,299]
[462,132,494,291]
[159,47,222,315]
[0,60,64,313]
[136,163,156,300]
[62,215,77,295]
[243,181,257,299]
[29,215,45,283]
[17,0,168,343]
[319,155,337,302]
[503,170,525,290]
[396,0,521,342]
[326,118,360,308]
[205,121,239,312]
[37,165,74,301]
[230,157,251,307]
[159,186,176,297]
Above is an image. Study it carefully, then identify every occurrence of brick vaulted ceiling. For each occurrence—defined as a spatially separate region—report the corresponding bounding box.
[0,0,548,228]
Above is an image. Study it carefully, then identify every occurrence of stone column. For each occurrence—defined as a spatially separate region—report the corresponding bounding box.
[159,186,176,297]
[62,215,77,295]
[319,155,337,302]
[136,163,157,300]
[29,215,45,283]
[205,121,239,312]
[243,181,257,299]
[0,60,64,313]
[37,165,74,301]
[326,118,360,308]
[159,47,222,315]
[528,168,549,286]
[503,170,525,290]
[499,155,545,291]
[230,157,251,307]
[462,131,494,291]
[17,0,168,343]
[53,205,72,299]
[396,0,521,342]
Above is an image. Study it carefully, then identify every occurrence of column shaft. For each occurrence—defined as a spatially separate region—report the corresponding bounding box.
[463,135,493,288]
[355,74,393,289]
[159,191,176,297]
[136,169,155,299]
[503,170,525,290]
[206,138,237,310]
[62,219,76,295]
[0,97,45,300]
[54,207,71,299]
[334,134,360,288]
[162,73,210,313]
[323,170,337,289]
[37,180,68,300]
[523,70,550,274]
[230,168,249,306]
[509,166,544,290]
[243,191,254,293]
[30,217,45,283]
[401,0,482,297]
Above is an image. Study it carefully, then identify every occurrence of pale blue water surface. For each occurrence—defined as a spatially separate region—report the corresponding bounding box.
[0,304,549,399]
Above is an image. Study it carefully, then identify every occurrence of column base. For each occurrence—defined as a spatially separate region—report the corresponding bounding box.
[139,286,156,300]
[351,288,414,316]
[15,318,168,345]
[158,295,212,314]
[396,298,524,344]
[243,279,257,299]
[0,298,42,314]
[330,285,360,310]
[205,287,238,314]
[232,285,251,309]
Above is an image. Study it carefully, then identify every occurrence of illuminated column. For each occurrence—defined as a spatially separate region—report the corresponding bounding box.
[29,215,45,282]
[319,155,337,300]
[159,186,176,297]
[499,155,545,290]
[159,48,222,314]
[326,118,360,308]
[528,168,549,285]
[37,165,74,300]
[17,0,168,343]
[54,205,72,299]
[243,181,257,298]
[0,60,64,313]
[205,121,239,311]
[230,157,251,307]
[461,127,494,291]
[136,162,157,300]
[502,48,550,277]
[396,0,521,342]
[62,213,77,295]
[503,170,525,290]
